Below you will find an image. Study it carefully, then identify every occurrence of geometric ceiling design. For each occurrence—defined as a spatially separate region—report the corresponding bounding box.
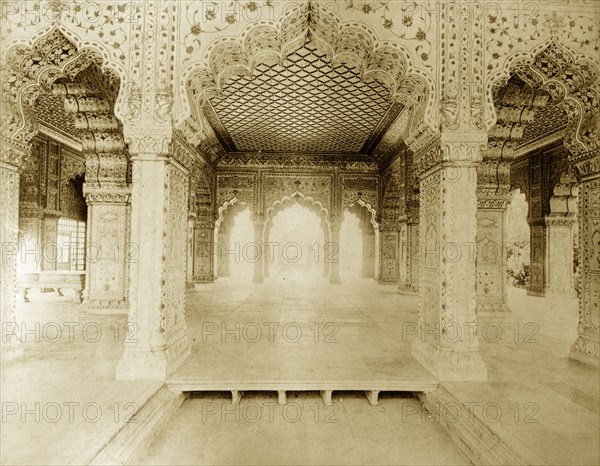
[207,40,402,154]
[517,106,568,150]
[34,93,81,140]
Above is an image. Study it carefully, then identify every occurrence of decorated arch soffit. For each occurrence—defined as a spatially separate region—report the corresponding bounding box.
[176,0,437,159]
[483,0,600,133]
[1,1,130,82]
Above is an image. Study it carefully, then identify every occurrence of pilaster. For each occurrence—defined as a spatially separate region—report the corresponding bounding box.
[398,223,419,294]
[1,138,30,359]
[192,221,216,283]
[82,185,131,313]
[570,151,600,366]
[476,161,511,312]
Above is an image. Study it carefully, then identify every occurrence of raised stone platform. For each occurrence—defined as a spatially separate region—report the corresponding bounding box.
[17,270,85,303]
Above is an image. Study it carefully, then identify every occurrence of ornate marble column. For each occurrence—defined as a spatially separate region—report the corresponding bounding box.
[398,223,419,294]
[192,221,216,283]
[82,173,130,313]
[570,151,599,366]
[527,172,578,297]
[476,161,511,312]
[378,228,399,283]
[1,139,29,359]
[329,220,341,284]
[411,133,488,381]
[116,137,191,380]
[217,224,232,278]
[361,221,376,279]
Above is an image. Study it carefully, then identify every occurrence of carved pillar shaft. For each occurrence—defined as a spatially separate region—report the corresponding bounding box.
[398,223,419,294]
[1,142,29,358]
[117,154,191,380]
[476,161,511,312]
[186,218,195,287]
[361,226,375,279]
[476,203,509,312]
[528,218,577,297]
[82,188,130,312]
[570,170,599,366]
[217,226,231,277]
[412,138,487,381]
[192,223,216,283]
[378,229,399,283]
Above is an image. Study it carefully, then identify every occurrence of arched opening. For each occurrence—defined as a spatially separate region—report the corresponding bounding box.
[266,203,325,285]
[227,208,254,282]
[214,201,252,281]
[340,209,363,282]
[341,203,377,282]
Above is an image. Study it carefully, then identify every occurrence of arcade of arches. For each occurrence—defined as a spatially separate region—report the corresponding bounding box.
[1,1,599,464]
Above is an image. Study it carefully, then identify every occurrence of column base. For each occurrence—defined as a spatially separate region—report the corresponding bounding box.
[570,333,600,367]
[116,333,191,380]
[476,302,510,313]
[527,285,577,298]
[412,340,488,381]
[329,276,341,285]
[82,298,129,315]
[397,284,418,295]
[252,275,264,284]
[378,278,398,285]
[192,275,215,284]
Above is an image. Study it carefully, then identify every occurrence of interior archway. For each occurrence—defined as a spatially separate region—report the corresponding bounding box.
[266,202,325,285]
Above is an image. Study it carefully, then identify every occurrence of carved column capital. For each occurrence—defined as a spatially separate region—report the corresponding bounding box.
[440,131,488,164]
[571,149,600,181]
[124,127,173,158]
[83,186,131,205]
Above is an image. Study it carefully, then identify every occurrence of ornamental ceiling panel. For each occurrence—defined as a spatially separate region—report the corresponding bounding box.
[34,93,81,140]
[207,41,402,154]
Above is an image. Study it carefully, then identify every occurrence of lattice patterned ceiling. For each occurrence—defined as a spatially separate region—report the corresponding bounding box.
[34,93,80,140]
[517,106,568,149]
[207,41,400,154]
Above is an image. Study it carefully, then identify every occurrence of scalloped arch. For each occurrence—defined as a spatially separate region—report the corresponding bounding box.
[177,1,436,133]
[485,36,600,148]
[264,192,331,234]
[2,25,126,144]
[215,197,252,229]
[345,198,379,229]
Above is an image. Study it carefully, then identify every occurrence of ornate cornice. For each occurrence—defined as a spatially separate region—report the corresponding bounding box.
[0,136,30,170]
[217,152,378,171]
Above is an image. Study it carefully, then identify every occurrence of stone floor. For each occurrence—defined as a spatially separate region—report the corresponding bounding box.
[1,280,598,465]
[170,276,437,391]
[1,292,161,466]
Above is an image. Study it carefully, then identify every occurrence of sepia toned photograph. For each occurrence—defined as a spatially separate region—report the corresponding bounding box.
[0,0,598,464]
